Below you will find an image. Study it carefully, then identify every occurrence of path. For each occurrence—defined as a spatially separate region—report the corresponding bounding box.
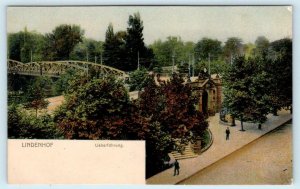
[45,90,141,114]
[180,123,292,185]
[45,96,64,114]
[146,110,292,184]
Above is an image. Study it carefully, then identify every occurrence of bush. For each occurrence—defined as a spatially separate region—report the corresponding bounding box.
[8,104,63,139]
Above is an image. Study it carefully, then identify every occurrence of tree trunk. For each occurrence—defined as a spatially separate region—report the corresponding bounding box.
[240,116,245,131]
[231,116,236,126]
[258,123,262,130]
[272,108,278,116]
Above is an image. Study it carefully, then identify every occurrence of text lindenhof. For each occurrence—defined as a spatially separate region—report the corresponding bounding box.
[21,142,53,148]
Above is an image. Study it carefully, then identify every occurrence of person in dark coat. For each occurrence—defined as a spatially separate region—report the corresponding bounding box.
[174,159,180,176]
[226,127,230,140]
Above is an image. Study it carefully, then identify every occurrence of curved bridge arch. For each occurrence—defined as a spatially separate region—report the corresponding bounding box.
[7,59,129,78]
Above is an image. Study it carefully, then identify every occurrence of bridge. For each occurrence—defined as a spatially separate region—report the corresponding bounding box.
[7,59,129,78]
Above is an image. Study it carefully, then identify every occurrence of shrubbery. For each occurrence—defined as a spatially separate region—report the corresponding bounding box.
[8,104,63,139]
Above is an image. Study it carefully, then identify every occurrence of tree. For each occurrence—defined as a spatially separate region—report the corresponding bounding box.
[266,38,292,114]
[8,29,46,62]
[144,121,173,178]
[53,69,77,95]
[124,12,155,71]
[25,77,50,117]
[223,38,292,130]
[223,56,254,131]
[247,57,272,129]
[243,43,255,59]
[8,104,23,138]
[125,12,146,70]
[159,74,208,138]
[128,68,149,91]
[254,36,269,57]
[194,37,222,61]
[43,24,84,60]
[136,74,208,177]
[223,37,244,63]
[8,32,22,61]
[150,37,195,68]
[150,39,168,66]
[103,24,127,70]
[70,38,103,62]
[191,38,226,76]
[138,74,208,139]
[193,59,228,76]
[8,104,62,139]
[54,76,131,139]
[137,75,165,119]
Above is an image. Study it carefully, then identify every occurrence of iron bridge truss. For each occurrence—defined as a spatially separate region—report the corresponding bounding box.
[7,59,129,79]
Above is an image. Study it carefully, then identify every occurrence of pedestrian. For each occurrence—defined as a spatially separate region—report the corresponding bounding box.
[226,127,230,140]
[173,159,180,176]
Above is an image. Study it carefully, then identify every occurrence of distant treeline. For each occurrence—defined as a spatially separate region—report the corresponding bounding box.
[7,12,291,74]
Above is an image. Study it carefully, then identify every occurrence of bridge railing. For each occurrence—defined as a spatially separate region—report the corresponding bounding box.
[7,59,129,79]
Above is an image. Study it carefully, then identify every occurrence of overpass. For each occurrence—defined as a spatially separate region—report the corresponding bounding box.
[7,59,129,78]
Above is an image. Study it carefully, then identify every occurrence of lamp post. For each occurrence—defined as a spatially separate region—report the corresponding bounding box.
[172,50,175,74]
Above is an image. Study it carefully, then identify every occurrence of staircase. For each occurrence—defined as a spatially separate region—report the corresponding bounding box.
[169,143,198,160]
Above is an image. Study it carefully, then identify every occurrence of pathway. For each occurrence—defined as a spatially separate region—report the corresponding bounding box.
[45,96,64,114]
[146,110,292,184]
[44,91,141,114]
[180,123,292,184]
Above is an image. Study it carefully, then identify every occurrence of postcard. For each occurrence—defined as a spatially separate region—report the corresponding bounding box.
[7,6,292,184]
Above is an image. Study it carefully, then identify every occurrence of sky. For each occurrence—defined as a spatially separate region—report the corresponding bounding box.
[7,6,292,45]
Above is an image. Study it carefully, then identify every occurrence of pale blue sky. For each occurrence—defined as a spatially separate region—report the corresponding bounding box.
[7,6,292,45]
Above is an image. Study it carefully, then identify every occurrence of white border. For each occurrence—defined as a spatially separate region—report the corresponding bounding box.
[1,1,299,189]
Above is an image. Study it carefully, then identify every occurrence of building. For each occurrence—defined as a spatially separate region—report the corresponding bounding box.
[155,71,222,116]
[189,72,222,116]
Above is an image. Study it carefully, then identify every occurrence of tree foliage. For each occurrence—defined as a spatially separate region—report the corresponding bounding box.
[102,14,156,72]
[124,12,155,71]
[24,77,50,117]
[137,74,208,140]
[8,104,62,139]
[247,57,272,127]
[136,74,208,177]
[150,36,195,67]
[223,37,292,129]
[266,38,292,114]
[243,43,256,59]
[8,28,45,62]
[193,59,228,76]
[254,36,269,57]
[158,74,208,139]
[223,56,255,130]
[54,76,131,139]
[128,68,149,91]
[194,37,222,61]
[70,38,103,62]
[103,24,127,70]
[53,69,78,95]
[43,24,84,60]
[223,37,244,63]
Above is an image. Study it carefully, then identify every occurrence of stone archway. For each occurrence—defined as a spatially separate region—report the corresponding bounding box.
[202,91,208,114]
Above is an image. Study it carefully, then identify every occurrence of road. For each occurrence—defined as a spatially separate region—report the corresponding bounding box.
[179,123,292,185]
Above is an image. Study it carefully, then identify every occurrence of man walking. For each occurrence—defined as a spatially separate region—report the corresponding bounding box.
[174,159,180,176]
[226,127,230,140]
